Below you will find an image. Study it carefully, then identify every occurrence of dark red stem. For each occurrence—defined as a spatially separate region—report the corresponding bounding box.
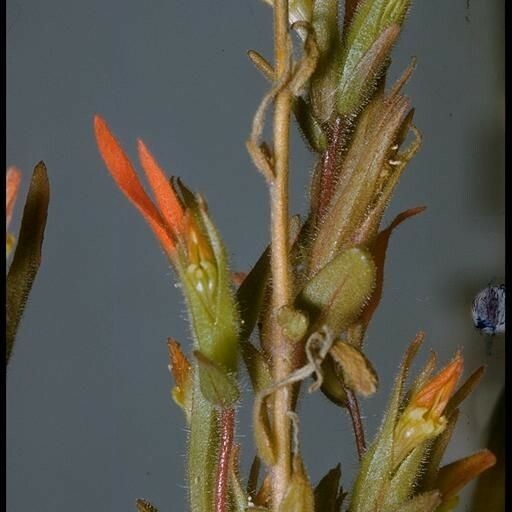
[318,117,344,221]
[215,407,235,512]
[345,388,366,460]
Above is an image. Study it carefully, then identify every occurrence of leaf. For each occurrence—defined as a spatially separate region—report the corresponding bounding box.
[418,409,460,492]
[294,97,327,152]
[241,342,272,394]
[382,444,426,510]
[247,455,261,499]
[329,341,378,396]
[253,391,276,466]
[310,0,342,121]
[336,23,400,115]
[337,0,411,115]
[435,450,496,500]
[236,246,270,341]
[314,464,344,512]
[194,351,240,406]
[445,365,485,415]
[297,247,376,335]
[6,162,50,365]
[136,499,159,512]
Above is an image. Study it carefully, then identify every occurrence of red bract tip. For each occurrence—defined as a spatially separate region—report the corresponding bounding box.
[94,115,176,256]
[137,139,185,236]
[6,167,22,230]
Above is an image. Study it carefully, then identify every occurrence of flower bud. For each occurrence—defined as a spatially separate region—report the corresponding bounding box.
[393,354,463,465]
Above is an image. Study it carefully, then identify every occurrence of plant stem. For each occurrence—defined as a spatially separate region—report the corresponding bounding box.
[215,408,235,512]
[270,0,294,508]
[345,388,366,460]
[188,373,219,512]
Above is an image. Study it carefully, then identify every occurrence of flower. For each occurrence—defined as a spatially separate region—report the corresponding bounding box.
[94,116,239,375]
[6,167,22,257]
[393,353,463,465]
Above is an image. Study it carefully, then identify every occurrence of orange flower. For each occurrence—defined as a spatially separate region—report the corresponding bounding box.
[394,353,463,464]
[94,115,185,260]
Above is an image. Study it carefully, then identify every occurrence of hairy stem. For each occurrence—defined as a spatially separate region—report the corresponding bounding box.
[270,0,294,507]
[188,373,219,512]
[215,408,235,512]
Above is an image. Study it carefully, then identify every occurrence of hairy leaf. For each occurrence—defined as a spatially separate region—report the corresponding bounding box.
[6,162,49,365]
[298,247,376,335]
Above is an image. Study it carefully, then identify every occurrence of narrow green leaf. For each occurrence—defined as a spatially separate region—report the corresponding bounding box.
[336,23,400,115]
[294,97,328,152]
[446,366,485,415]
[241,342,272,394]
[310,0,342,121]
[6,162,49,365]
[382,444,426,510]
[418,409,460,492]
[253,392,276,466]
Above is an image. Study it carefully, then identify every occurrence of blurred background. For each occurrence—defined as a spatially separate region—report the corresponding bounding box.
[6,1,505,510]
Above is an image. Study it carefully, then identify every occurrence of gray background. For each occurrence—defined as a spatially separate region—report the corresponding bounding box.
[6,1,504,511]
